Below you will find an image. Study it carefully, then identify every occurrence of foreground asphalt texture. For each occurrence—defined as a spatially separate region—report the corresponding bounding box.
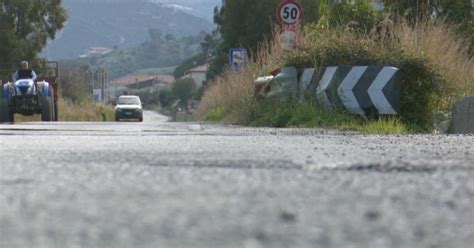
[0,111,473,248]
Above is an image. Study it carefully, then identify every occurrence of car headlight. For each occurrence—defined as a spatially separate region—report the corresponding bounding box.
[135,109,142,112]
[116,108,123,112]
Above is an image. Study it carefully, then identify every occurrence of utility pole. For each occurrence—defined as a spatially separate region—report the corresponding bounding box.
[92,67,108,102]
[472,0,474,17]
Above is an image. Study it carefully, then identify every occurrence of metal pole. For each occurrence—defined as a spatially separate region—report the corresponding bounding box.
[472,0,474,17]
[101,68,105,102]
[92,69,96,100]
[103,68,107,102]
[100,68,103,102]
[104,69,109,101]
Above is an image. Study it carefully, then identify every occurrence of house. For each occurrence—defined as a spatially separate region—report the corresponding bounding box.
[110,74,174,97]
[79,47,113,58]
[183,64,208,88]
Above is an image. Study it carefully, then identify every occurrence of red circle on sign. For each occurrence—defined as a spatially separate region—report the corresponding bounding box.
[276,0,304,25]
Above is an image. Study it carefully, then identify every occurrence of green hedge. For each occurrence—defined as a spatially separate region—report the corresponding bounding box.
[283,30,449,131]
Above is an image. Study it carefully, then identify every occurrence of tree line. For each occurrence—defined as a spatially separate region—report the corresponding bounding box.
[206,0,473,80]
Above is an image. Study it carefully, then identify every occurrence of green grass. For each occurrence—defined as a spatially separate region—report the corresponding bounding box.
[203,107,225,122]
[174,111,195,122]
[355,117,414,135]
[248,100,414,134]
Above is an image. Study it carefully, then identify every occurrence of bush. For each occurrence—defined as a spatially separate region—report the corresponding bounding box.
[198,20,473,133]
[59,63,92,103]
[159,89,174,108]
[285,20,472,130]
[172,78,197,108]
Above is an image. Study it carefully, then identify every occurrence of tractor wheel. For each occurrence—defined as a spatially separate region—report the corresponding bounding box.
[0,98,11,123]
[41,96,54,122]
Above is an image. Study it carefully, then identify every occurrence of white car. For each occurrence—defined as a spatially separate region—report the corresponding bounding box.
[115,95,143,122]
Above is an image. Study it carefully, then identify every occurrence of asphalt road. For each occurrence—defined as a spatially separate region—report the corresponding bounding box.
[0,111,473,248]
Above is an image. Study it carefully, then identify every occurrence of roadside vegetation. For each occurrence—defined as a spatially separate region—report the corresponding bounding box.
[63,30,206,79]
[15,64,115,122]
[15,99,115,122]
[0,1,116,122]
[198,0,473,134]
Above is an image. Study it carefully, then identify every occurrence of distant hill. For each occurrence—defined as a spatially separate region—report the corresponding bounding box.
[148,0,222,21]
[42,0,215,59]
[63,32,206,80]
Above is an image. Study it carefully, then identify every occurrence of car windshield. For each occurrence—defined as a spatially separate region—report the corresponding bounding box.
[118,97,140,105]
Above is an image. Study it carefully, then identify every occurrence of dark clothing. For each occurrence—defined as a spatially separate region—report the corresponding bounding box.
[13,69,37,81]
[18,69,33,79]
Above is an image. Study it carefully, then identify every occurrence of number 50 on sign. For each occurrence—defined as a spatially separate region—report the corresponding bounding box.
[276,0,304,25]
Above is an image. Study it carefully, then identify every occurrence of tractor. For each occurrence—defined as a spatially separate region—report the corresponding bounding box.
[0,60,60,123]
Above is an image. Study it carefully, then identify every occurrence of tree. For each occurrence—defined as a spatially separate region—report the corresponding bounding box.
[383,0,471,23]
[173,53,207,78]
[0,0,67,65]
[165,33,175,42]
[208,0,320,80]
[59,62,92,103]
[159,88,174,108]
[317,0,379,31]
[173,32,219,79]
[172,78,197,107]
[148,28,162,41]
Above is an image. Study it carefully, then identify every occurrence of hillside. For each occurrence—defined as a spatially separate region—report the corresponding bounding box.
[42,0,215,59]
[149,0,222,21]
[64,32,206,80]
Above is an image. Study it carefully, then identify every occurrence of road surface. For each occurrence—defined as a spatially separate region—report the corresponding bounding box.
[1,111,473,248]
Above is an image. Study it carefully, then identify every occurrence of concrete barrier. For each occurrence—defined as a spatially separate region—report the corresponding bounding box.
[452,96,474,134]
[254,67,298,99]
[255,66,401,117]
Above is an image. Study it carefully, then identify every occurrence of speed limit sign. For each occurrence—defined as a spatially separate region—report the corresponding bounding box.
[276,0,303,25]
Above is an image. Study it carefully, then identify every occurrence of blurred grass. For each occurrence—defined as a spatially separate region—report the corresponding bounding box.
[14,98,115,122]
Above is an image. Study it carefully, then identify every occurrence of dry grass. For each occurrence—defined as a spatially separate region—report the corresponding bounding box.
[197,19,473,132]
[197,30,292,123]
[14,98,115,122]
[393,20,474,98]
[58,99,115,121]
[196,68,256,123]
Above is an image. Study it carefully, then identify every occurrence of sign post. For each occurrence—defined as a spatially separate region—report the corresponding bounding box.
[93,89,102,102]
[276,0,304,25]
[279,25,298,50]
[276,0,303,50]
